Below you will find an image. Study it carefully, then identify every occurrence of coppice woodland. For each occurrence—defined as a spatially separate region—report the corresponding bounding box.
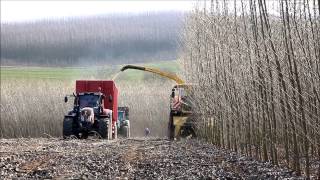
[181,0,319,178]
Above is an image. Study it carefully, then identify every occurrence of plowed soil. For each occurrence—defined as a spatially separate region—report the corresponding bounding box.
[0,138,304,179]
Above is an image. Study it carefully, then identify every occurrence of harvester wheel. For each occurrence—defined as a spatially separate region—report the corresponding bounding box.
[168,113,174,140]
[179,126,196,138]
[63,117,74,138]
[98,118,110,139]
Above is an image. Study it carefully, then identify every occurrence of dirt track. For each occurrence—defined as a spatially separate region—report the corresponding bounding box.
[0,138,304,179]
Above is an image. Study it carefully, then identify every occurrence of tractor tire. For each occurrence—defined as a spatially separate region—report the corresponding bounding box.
[122,125,130,138]
[168,113,174,140]
[108,121,113,140]
[127,123,130,138]
[179,126,196,138]
[63,117,74,138]
[98,118,110,139]
[113,123,118,140]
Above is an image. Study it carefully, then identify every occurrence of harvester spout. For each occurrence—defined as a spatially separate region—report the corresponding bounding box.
[119,64,194,140]
[121,65,146,72]
[120,64,185,85]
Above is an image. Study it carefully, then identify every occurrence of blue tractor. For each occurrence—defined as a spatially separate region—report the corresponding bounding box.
[117,107,130,137]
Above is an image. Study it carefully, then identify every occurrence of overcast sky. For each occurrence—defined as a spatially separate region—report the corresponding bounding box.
[1,0,198,23]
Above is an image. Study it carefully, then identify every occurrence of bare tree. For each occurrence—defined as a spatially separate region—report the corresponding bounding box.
[181,0,319,178]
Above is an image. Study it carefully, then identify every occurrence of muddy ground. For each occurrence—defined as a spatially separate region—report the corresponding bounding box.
[0,138,306,179]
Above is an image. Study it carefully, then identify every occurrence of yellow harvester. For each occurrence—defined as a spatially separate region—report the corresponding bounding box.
[120,65,195,140]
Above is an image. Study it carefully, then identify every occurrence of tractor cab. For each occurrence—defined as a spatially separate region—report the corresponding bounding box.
[117,107,129,125]
[76,92,104,115]
[170,84,193,114]
[117,107,130,137]
[65,92,106,116]
[78,93,101,109]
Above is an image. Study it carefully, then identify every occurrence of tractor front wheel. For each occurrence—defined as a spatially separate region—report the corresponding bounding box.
[63,117,74,138]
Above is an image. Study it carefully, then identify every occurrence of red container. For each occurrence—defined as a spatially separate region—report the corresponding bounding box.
[75,80,118,124]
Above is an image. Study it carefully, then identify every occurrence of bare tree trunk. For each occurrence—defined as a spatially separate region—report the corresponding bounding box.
[181,0,319,177]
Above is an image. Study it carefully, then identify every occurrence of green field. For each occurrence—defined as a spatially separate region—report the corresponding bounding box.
[0,61,180,81]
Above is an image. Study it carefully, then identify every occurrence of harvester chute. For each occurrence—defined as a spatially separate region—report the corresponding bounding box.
[120,64,195,140]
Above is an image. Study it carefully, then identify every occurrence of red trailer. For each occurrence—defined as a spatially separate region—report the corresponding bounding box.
[75,80,118,124]
[63,80,119,139]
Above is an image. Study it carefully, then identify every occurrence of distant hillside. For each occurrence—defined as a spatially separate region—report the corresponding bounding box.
[1,12,185,66]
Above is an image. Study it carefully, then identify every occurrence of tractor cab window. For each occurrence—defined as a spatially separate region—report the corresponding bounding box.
[178,88,186,97]
[173,87,186,98]
[118,111,125,122]
[79,94,100,108]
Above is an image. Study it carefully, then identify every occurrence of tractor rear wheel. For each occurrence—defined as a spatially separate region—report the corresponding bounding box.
[63,117,74,138]
[108,121,113,140]
[127,121,130,138]
[113,123,118,140]
[122,125,130,138]
[98,118,110,139]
